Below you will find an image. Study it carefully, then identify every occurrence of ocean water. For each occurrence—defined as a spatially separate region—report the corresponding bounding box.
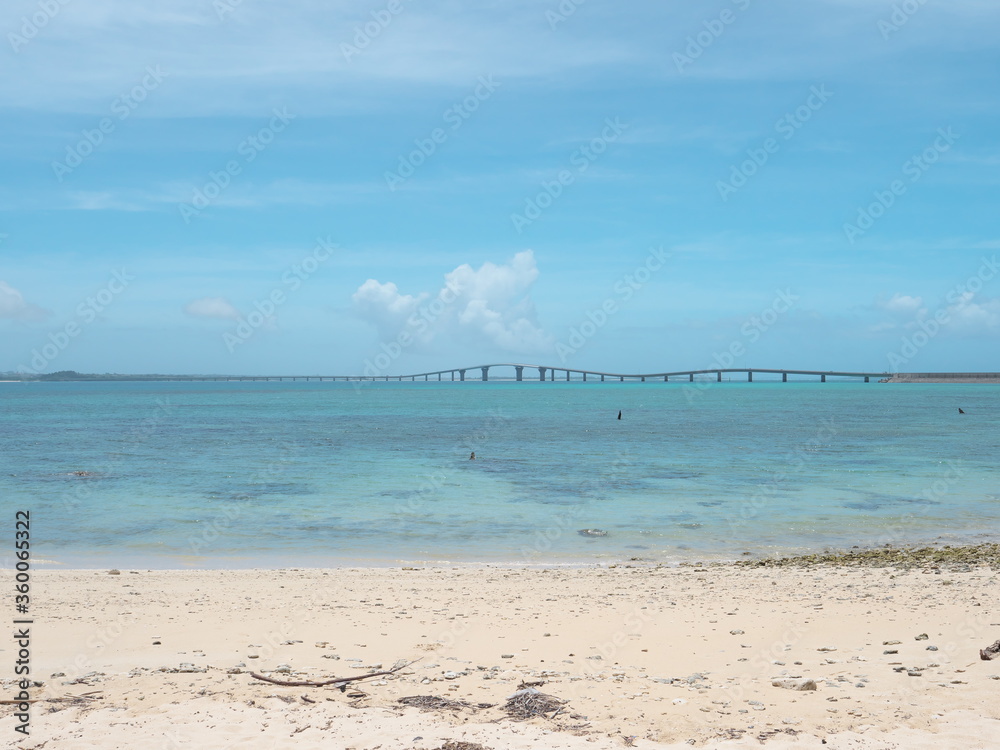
[1,379,998,568]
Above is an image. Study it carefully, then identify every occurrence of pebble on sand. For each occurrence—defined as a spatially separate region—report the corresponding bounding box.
[772,678,818,691]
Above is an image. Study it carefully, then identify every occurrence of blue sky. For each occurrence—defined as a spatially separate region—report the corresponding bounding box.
[1,0,998,375]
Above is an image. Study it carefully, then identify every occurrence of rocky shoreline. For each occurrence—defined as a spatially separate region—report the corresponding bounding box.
[735,543,1000,570]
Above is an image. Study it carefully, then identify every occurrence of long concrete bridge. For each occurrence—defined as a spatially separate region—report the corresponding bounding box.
[149,365,892,383]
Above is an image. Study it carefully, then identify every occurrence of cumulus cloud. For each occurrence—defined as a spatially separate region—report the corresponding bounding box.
[868,292,927,333]
[0,281,49,322]
[183,297,241,320]
[352,250,552,354]
[869,289,1000,338]
[352,280,426,337]
[878,293,924,314]
[945,293,1000,334]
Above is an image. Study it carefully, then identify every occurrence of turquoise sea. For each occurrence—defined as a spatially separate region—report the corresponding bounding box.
[1,380,998,568]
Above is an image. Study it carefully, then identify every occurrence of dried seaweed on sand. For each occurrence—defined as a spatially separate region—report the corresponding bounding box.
[397,695,494,712]
[502,687,567,720]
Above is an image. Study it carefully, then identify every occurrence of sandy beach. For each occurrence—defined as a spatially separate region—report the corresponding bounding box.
[4,554,1000,749]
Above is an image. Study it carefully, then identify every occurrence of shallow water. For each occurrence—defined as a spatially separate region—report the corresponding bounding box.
[2,379,998,568]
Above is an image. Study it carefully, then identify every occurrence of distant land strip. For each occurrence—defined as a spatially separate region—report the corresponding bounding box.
[4,367,1000,383]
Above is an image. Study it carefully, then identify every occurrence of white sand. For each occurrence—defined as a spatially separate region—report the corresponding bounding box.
[3,563,1000,749]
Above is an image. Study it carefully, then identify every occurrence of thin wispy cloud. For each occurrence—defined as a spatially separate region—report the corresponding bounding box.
[183,297,241,320]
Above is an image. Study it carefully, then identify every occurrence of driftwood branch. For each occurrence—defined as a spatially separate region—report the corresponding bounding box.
[249,659,418,688]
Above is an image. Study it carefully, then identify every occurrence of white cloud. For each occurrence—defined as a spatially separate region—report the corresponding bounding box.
[946,293,1000,334]
[352,250,552,354]
[868,320,896,333]
[183,297,241,320]
[878,293,924,314]
[870,290,1000,338]
[67,191,151,212]
[0,281,49,322]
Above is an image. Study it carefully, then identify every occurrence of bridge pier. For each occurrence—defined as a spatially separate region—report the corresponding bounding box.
[451,371,455,381]
[515,366,523,382]
[566,370,570,381]
[821,374,826,383]
[601,374,605,382]
[539,367,546,381]
[748,371,753,382]
[619,376,623,382]
[583,372,587,382]
[481,367,489,381]
[664,375,668,382]
[717,371,722,382]
[865,376,869,383]
[782,372,787,382]
[459,369,466,382]
[641,376,645,382]
[689,373,694,382]
[551,370,555,381]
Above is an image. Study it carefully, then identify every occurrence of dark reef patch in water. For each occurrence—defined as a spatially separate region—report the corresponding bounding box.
[505,494,583,506]
[646,469,704,480]
[207,481,314,503]
[843,491,942,511]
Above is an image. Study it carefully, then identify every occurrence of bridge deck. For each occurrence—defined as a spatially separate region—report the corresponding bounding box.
[50,365,891,382]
